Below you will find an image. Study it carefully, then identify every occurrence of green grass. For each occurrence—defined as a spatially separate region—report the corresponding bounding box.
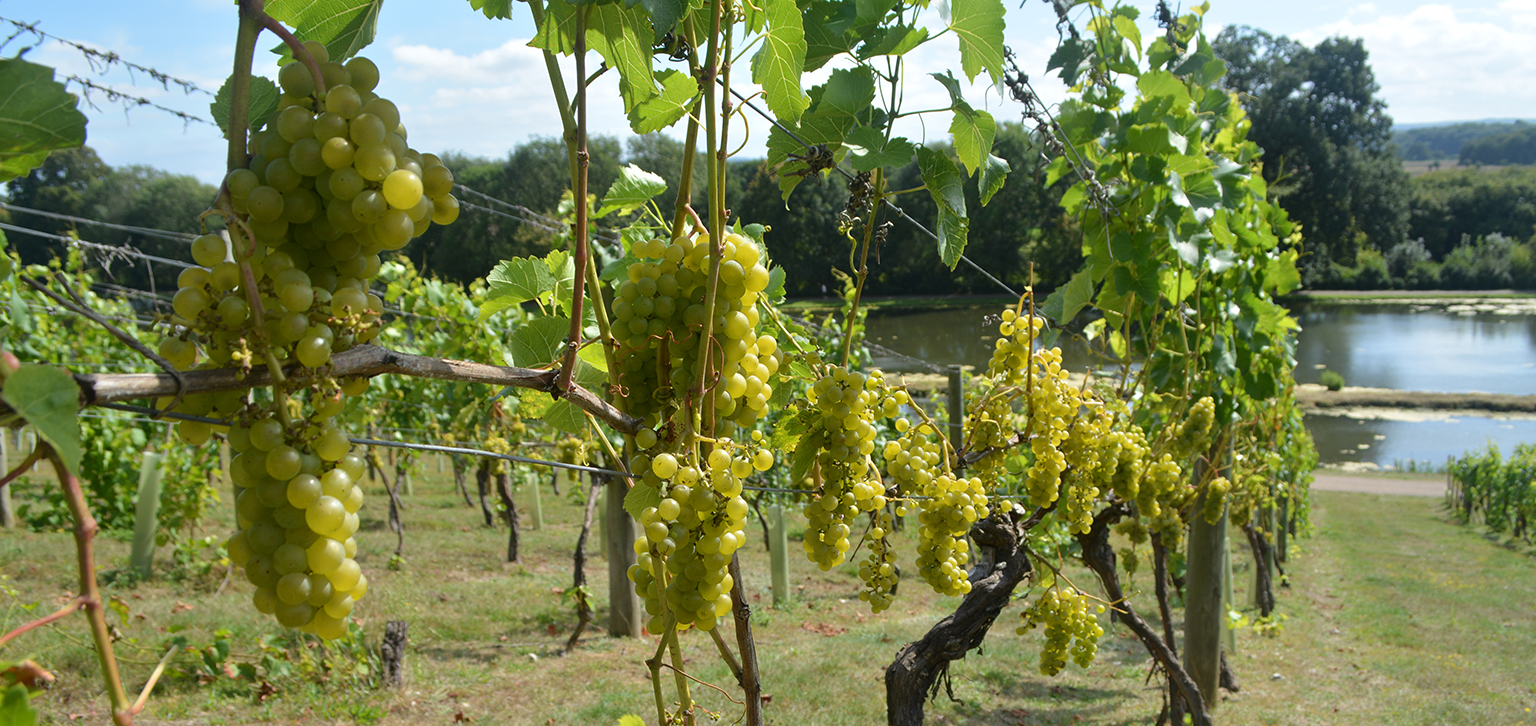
[2,467,1533,725]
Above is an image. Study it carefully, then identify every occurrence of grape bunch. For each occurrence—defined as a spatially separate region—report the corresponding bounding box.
[627,437,771,632]
[1201,475,1231,524]
[912,472,988,596]
[1169,396,1217,462]
[161,44,458,637]
[1023,345,1080,508]
[1016,586,1104,675]
[610,231,780,433]
[801,367,906,571]
[224,407,370,639]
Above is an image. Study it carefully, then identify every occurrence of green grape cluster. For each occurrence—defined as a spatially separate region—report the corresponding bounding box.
[1169,396,1217,462]
[913,472,988,596]
[627,438,771,632]
[1202,475,1230,524]
[163,44,457,639]
[224,404,370,639]
[611,231,780,431]
[801,367,905,570]
[1024,345,1080,508]
[1016,586,1104,675]
[1137,454,1182,518]
[854,508,898,613]
[555,436,586,466]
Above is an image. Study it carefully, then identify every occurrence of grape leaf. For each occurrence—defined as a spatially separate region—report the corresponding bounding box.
[531,0,578,53]
[1,363,81,474]
[0,59,87,183]
[627,69,698,134]
[935,204,969,269]
[267,0,384,63]
[623,478,661,519]
[211,74,279,140]
[764,266,787,302]
[0,683,38,726]
[917,147,966,217]
[1054,268,1096,324]
[978,153,1010,206]
[578,343,609,374]
[547,249,577,317]
[752,0,809,122]
[856,24,928,59]
[509,316,571,368]
[479,257,556,322]
[843,126,914,172]
[597,164,668,218]
[543,399,587,434]
[930,72,994,176]
[587,3,658,113]
[802,0,857,71]
[467,0,514,19]
[1047,36,1095,86]
[639,0,688,40]
[817,67,874,117]
[948,0,1005,83]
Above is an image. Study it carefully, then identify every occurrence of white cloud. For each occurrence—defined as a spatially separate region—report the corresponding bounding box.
[1294,1,1536,123]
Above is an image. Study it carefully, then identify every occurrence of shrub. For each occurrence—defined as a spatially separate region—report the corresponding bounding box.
[1319,370,1345,391]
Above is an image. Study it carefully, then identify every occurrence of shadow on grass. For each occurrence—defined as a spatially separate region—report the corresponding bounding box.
[950,678,1149,726]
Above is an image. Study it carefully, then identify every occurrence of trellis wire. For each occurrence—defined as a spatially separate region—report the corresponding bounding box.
[0,202,197,242]
[725,86,1021,299]
[0,222,195,270]
[96,403,630,478]
[0,16,213,96]
[64,75,213,127]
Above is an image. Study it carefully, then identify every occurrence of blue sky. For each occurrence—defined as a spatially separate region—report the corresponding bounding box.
[3,0,1529,186]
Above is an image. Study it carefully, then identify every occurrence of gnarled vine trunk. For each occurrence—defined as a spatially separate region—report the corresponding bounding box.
[885,506,1033,726]
[476,460,495,527]
[1077,505,1210,726]
[496,470,519,562]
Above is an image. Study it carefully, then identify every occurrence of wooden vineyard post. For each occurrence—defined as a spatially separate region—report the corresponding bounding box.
[529,471,544,530]
[129,450,166,578]
[0,433,13,529]
[770,502,788,605]
[946,367,964,442]
[1276,495,1289,563]
[596,486,607,554]
[1222,531,1236,655]
[604,475,641,636]
[1184,443,1228,709]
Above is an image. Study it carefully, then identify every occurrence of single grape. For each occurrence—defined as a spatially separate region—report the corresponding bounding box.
[382,169,423,209]
[345,57,380,92]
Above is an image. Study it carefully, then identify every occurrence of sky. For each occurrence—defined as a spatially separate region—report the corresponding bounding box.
[2,0,1530,187]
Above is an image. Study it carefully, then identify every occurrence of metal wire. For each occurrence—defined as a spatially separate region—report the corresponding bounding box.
[0,222,195,270]
[0,202,197,242]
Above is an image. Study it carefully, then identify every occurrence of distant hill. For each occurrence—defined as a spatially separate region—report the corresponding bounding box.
[1393,120,1531,161]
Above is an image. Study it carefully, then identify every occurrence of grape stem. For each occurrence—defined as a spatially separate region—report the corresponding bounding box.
[557,7,591,396]
[40,443,135,725]
[838,168,883,368]
[240,0,327,95]
[0,595,86,649]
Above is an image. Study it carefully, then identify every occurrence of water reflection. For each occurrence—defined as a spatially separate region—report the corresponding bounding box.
[863,306,1104,373]
[1293,302,1536,395]
[1305,413,1536,467]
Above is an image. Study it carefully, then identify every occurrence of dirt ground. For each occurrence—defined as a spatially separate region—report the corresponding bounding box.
[1311,473,1447,497]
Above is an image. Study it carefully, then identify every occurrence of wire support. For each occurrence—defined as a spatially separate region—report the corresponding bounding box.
[65,75,213,127]
[0,16,214,97]
[0,222,194,270]
[0,202,197,242]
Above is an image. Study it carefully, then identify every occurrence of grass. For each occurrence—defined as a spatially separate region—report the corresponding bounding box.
[2,466,1533,725]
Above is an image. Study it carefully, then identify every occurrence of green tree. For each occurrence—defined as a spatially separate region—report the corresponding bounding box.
[1214,27,1409,279]
[3,146,111,263]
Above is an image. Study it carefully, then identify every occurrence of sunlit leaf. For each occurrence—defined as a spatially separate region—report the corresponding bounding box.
[949,0,1006,83]
[267,0,384,62]
[0,59,86,183]
[597,164,668,218]
[752,0,810,121]
[1,364,81,474]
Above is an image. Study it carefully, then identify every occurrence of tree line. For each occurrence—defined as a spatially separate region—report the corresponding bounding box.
[6,26,1534,295]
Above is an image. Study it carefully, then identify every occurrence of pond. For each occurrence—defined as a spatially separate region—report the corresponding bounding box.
[859,301,1536,468]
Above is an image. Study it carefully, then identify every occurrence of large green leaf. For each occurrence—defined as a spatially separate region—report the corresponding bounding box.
[509,316,571,368]
[627,69,698,134]
[0,683,37,726]
[543,399,587,434]
[467,0,514,18]
[752,0,810,122]
[587,3,658,112]
[978,153,1009,206]
[267,0,384,63]
[597,164,668,218]
[479,257,556,321]
[917,146,966,216]
[802,0,857,71]
[0,60,87,183]
[843,126,914,172]
[930,72,994,176]
[623,478,661,519]
[531,0,578,53]
[817,67,874,117]
[640,0,688,40]
[935,203,969,269]
[948,0,1005,83]
[1,363,81,474]
[210,74,280,140]
[856,24,927,59]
